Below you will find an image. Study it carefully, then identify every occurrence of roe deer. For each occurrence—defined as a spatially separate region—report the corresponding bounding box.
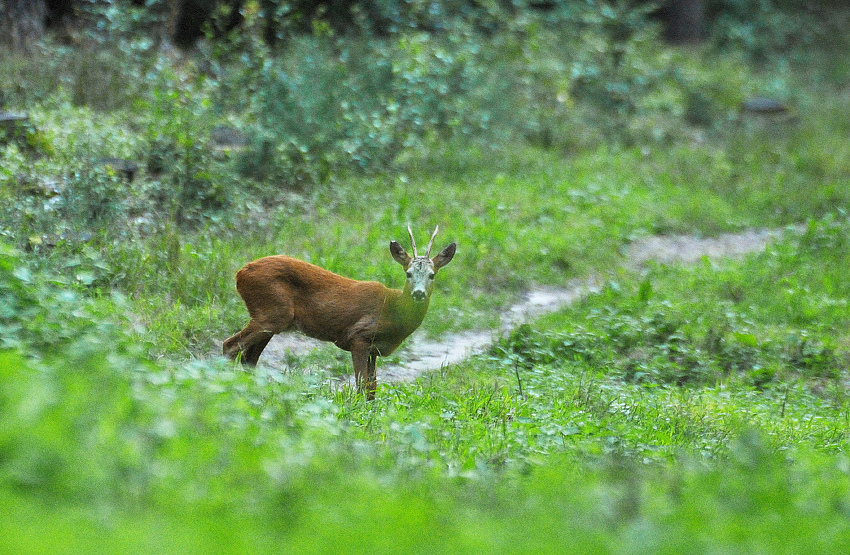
[223,226,456,400]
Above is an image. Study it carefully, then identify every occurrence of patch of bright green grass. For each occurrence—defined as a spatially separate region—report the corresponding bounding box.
[4,234,850,553]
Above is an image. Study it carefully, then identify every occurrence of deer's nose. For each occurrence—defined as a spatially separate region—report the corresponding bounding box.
[412,290,427,302]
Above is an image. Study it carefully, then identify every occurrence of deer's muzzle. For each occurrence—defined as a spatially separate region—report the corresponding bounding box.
[411,290,427,302]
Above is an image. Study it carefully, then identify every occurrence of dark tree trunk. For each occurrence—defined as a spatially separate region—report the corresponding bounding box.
[663,0,705,44]
[1,0,47,52]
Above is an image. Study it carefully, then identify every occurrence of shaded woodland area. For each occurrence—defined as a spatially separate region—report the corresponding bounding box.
[2,0,710,51]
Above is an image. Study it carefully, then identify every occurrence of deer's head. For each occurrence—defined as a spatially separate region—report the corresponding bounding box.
[390,226,456,302]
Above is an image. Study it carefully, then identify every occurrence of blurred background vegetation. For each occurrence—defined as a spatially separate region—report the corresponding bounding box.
[2,0,845,194]
[2,0,848,287]
[2,0,845,197]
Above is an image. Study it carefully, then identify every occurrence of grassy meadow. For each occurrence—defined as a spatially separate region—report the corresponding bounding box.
[2,2,850,552]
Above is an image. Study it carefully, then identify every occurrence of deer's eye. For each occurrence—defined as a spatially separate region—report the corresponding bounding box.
[406,271,413,279]
[428,273,435,280]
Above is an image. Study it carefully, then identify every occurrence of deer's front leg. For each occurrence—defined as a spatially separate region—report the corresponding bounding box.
[351,343,374,399]
[366,353,378,401]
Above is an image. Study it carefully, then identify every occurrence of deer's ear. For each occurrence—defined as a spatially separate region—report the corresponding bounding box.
[390,241,412,268]
[432,242,456,271]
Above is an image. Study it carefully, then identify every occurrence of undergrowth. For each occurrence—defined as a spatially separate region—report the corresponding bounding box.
[3,220,850,552]
[495,214,850,388]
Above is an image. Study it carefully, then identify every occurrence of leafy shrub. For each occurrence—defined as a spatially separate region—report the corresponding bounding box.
[197,0,726,184]
[1,161,142,254]
[219,27,503,182]
[708,0,821,62]
[131,71,233,226]
[0,242,122,352]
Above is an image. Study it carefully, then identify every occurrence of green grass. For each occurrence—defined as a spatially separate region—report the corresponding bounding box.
[102,128,850,356]
[3,213,850,552]
[4,39,850,357]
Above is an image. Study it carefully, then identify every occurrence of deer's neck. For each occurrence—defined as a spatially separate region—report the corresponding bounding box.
[387,287,430,330]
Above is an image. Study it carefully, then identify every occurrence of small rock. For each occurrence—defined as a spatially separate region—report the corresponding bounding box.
[0,110,30,142]
[211,125,247,153]
[741,97,788,114]
[95,158,139,182]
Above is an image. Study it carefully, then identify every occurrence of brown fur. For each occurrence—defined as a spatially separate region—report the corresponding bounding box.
[223,236,455,399]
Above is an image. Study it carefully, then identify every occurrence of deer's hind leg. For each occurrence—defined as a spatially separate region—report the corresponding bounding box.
[224,281,296,366]
[243,332,274,365]
[223,320,272,365]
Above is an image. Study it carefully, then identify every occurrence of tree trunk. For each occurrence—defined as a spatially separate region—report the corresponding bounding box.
[1,0,47,52]
[664,0,705,44]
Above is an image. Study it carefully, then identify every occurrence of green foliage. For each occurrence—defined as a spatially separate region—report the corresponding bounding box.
[0,243,122,352]
[198,0,748,182]
[3,244,850,552]
[3,0,846,258]
[134,72,232,225]
[709,0,823,62]
[494,214,850,387]
[212,25,514,181]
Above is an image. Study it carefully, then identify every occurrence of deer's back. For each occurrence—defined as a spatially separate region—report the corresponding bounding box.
[235,255,397,346]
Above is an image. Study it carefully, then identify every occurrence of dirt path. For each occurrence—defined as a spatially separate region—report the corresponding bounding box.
[259,227,798,385]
